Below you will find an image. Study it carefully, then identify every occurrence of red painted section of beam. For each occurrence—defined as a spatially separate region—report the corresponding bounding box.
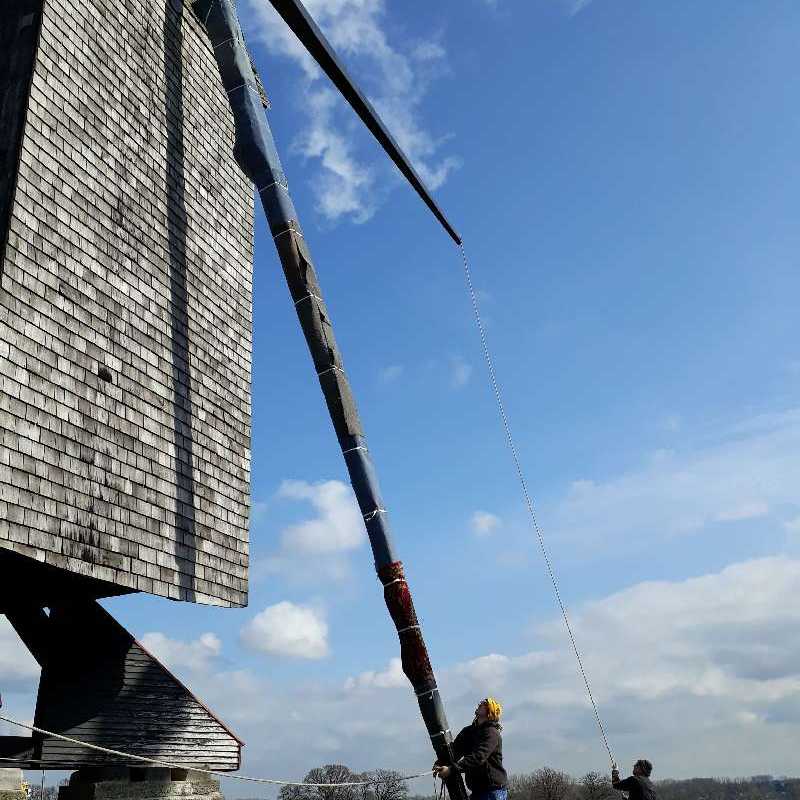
[378,561,436,692]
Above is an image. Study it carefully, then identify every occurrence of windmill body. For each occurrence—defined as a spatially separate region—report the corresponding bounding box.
[1,0,251,773]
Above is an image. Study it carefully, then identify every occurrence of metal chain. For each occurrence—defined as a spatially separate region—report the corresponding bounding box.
[458,242,615,766]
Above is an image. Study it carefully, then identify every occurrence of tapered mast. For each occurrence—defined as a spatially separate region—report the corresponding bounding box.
[195,2,467,797]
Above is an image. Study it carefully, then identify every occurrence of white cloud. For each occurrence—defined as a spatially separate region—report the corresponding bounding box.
[278,479,364,554]
[471,510,502,537]
[785,516,800,535]
[0,616,39,688]
[411,42,446,62]
[456,653,513,685]
[568,0,593,15]
[294,87,378,222]
[344,657,405,690]
[244,0,458,223]
[549,409,800,552]
[49,556,800,784]
[714,501,769,523]
[537,557,800,700]
[240,601,330,659]
[379,364,404,384]
[0,618,39,739]
[451,557,800,777]
[139,631,222,673]
[251,479,364,586]
[450,356,472,389]
[319,557,800,779]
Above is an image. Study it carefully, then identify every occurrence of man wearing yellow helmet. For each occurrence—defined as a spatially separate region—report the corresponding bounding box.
[433,698,507,800]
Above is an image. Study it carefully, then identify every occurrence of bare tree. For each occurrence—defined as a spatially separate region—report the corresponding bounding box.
[579,773,614,800]
[530,768,576,800]
[28,786,58,800]
[367,770,409,800]
[508,773,537,800]
[278,764,361,800]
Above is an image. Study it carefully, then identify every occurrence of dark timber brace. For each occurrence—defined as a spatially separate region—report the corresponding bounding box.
[0,550,243,770]
[192,2,468,798]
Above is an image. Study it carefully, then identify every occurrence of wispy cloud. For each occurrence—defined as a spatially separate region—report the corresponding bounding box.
[379,364,404,384]
[252,479,364,585]
[295,87,377,222]
[549,409,800,552]
[568,0,594,15]
[104,556,800,781]
[661,413,682,432]
[278,479,364,554]
[245,0,459,224]
[140,632,222,673]
[0,616,39,690]
[450,355,472,389]
[714,501,769,523]
[344,657,405,690]
[785,516,800,535]
[471,510,502,537]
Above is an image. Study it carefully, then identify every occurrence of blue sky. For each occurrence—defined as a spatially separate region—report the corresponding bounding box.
[5,0,800,789]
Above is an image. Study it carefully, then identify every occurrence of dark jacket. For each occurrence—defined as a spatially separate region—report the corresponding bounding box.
[451,720,507,794]
[612,775,656,800]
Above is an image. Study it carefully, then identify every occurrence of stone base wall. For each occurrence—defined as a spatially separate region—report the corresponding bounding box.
[0,768,25,797]
[59,769,224,800]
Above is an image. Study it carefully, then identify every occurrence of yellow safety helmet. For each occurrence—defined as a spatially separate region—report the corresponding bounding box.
[483,697,502,721]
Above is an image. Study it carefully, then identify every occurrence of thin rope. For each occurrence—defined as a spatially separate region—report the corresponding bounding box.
[0,714,429,788]
[457,242,615,767]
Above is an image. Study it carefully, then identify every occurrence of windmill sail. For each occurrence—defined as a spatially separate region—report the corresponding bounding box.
[264,0,462,245]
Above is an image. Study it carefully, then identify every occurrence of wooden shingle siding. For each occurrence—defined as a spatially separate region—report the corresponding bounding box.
[32,601,241,770]
[0,0,253,607]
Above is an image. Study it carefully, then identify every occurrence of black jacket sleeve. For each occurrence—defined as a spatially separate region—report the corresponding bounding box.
[455,725,498,770]
[612,776,638,792]
[448,727,468,762]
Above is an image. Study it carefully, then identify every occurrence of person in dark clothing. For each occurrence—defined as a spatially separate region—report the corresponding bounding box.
[433,698,508,800]
[611,759,656,800]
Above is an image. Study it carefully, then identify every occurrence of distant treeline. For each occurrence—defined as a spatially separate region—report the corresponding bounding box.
[231,765,800,800]
[414,768,800,800]
[654,776,800,800]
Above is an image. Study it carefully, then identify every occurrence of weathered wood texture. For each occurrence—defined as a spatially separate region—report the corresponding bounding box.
[0,0,254,606]
[26,600,242,770]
